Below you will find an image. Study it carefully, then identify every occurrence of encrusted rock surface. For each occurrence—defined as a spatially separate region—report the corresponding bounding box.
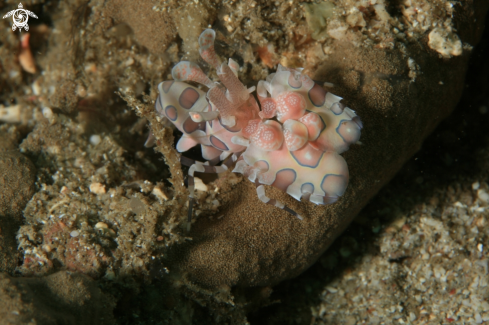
[107,0,178,56]
[0,132,36,219]
[0,151,36,216]
[0,271,116,325]
[0,128,36,274]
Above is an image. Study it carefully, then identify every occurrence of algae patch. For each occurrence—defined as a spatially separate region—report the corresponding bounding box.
[303,1,336,40]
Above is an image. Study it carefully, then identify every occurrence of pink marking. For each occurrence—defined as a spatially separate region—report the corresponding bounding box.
[275,91,306,122]
[172,64,188,81]
[258,97,277,119]
[250,121,284,151]
[283,120,308,151]
[199,30,215,50]
[298,112,323,141]
[228,59,239,73]
[199,30,220,68]
[287,72,302,88]
[272,169,296,191]
[301,74,315,89]
[308,83,326,107]
[242,119,261,138]
[253,160,269,172]
[244,95,261,120]
[172,62,213,87]
[200,48,221,69]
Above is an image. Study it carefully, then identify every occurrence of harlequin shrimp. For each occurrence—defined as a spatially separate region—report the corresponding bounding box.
[153,29,362,231]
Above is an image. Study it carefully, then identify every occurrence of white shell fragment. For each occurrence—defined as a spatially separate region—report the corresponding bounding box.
[90,182,106,194]
[95,222,108,229]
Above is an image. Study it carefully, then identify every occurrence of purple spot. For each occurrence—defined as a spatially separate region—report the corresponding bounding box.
[290,144,323,168]
[219,116,241,132]
[155,96,164,116]
[179,87,200,109]
[301,183,314,194]
[320,174,347,198]
[353,116,363,129]
[318,115,326,133]
[254,160,269,172]
[308,83,326,107]
[288,73,302,88]
[162,81,174,93]
[165,105,177,121]
[336,120,361,145]
[331,102,344,115]
[183,117,206,134]
[210,135,229,151]
[272,169,296,191]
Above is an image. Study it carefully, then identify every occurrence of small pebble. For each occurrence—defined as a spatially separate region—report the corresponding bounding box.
[409,312,416,321]
[90,182,106,194]
[477,189,489,203]
[90,135,102,145]
[326,286,338,293]
[472,181,480,190]
[475,313,482,324]
[70,230,80,237]
[194,177,208,191]
[0,105,22,123]
[32,79,42,95]
[95,222,108,229]
[152,187,168,201]
[60,186,70,195]
[42,107,53,119]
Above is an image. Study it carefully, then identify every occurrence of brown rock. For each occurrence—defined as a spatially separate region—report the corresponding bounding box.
[0,271,116,325]
[107,0,177,56]
[0,151,36,219]
[49,79,79,114]
[0,132,36,274]
[164,2,489,287]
